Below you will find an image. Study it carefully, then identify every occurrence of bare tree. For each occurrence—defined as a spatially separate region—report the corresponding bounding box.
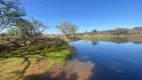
[56,21,78,37]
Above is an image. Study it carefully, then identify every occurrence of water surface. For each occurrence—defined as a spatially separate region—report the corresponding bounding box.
[69,37,142,80]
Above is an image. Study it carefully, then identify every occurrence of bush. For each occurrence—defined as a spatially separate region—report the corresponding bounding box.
[28,38,68,52]
[0,38,69,56]
[0,45,11,53]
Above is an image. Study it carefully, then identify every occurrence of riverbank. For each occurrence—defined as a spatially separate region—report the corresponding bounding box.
[0,38,73,80]
[77,34,142,39]
[58,34,142,42]
[75,35,142,44]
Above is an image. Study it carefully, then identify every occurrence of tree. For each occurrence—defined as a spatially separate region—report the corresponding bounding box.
[56,21,78,37]
[92,29,98,34]
[112,28,129,35]
[129,27,142,34]
[16,18,48,43]
[0,0,26,33]
[30,18,48,38]
[92,29,97,33]
[6,28,16,37]
[16,19,32,38]
[133,27,142,30]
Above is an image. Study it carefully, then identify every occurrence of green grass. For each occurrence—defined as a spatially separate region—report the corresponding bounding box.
[0,39,72,80]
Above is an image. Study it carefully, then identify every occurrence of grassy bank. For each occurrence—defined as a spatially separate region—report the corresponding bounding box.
[0,38,73,80]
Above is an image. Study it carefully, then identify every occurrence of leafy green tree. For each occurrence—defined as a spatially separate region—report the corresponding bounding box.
[92,29,98,34]
[16,19,32,38]
[92,29,97,33]
[6,28,16,37]
[0,0,26,33]
[16,18,48,43]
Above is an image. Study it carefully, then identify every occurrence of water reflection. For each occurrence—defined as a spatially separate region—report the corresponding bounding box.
[91,41,98,45]
[89,37,142,44]
[64,60,95,80]
[42,59,95,80]
[69,38,142,80]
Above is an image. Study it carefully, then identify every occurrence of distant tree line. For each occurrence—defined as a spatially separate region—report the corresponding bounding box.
[90,37,142,45]
[77,27,142,36]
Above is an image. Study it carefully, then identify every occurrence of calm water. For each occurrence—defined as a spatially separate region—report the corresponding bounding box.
[69,38,142,80]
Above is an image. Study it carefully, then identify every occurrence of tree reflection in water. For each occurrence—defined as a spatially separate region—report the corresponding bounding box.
[90,37,142,45]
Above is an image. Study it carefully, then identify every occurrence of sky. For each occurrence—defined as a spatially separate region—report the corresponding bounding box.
[21,0,142,34]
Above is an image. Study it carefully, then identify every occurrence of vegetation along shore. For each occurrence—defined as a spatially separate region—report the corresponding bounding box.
[1,0,142,80]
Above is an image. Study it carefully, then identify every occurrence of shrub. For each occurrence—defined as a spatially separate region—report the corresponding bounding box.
[0,45,11,53]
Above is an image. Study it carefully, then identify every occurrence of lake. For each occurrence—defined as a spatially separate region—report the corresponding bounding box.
[69,37,142,80]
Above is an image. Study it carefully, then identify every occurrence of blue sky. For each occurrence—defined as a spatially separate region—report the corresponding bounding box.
[21,0,142,34]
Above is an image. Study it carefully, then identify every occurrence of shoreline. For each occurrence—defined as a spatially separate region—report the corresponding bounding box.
[0,38,75,80]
